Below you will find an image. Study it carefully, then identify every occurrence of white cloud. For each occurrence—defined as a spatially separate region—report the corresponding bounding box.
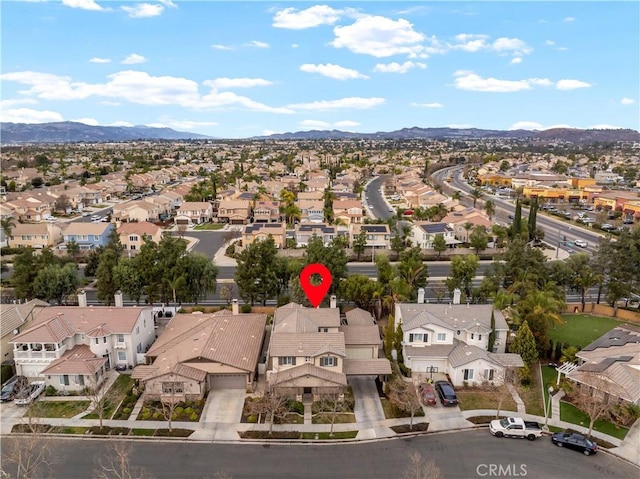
[449,34,532,57]
[491,37,532,56]
[451,33,489,52]
[510,57,523,64]
[334,120,360,127]
[101,70,199,105]
[211,44,233,51]
[121,3,164,18]
[509,121,544,130]
[300,63,369,80]
[273,5,345,29]
[331,16,426,58]
[545,40,555,46]
[373,61,426,74]
[0,98,38,108]
[199,89,293,114]
[453,71,552,92]
[121,54,147,64]
[89,57,111,63]
[100,100,120,106]
[62,0,105,11]
[291,44,299,49]
[108,121,132,127]
[72,117,100,126]
[203,78,273,89]
[246,40,269,48]
[262,129,283,136]
[287,97,385,111]
[300,120,331,129]
[564,16,576,22]
[555,79,591,90]
[411,102,443,108]
[0,108,64,123]
[0,71,99,100]
[590,124,624,129]
[621,97,635,105]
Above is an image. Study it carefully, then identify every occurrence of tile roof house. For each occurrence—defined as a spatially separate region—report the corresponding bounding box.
[10,301,155,392]
[62,222,114,250]
[117,222,164,255]
[333,199,364,225]
[134,308,266,400]
[0,299,49,364]
[298,200,325,223]
[242,222,287,249]
[217,199,251,225]
[175,201,214,225]
[442,209,493,243]
[112,200,160,223]
[566,324,640,405]
[411,222,459,249]
[253,201,281,223]
[10,222,63,249]
[266,303,390,401]
[396,298,521,386]
[350,223,391,250]
[295,223,340,247]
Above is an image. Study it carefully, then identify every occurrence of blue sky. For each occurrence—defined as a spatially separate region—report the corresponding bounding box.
[1,1,638,138]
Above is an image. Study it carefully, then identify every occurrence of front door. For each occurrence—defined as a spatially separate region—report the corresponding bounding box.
[303,387,312,394]
[103,353,111,370]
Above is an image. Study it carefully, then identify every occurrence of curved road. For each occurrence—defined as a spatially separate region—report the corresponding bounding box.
[2,430,636,478]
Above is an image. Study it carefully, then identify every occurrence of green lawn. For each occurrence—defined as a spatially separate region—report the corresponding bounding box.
[48,426,89,434]
[517,363,544,417]
[560,401,629,440]
[541,363,559,409]
[312,412,356,424]
[456,387,517,412]
[31,400,90,418]
[380,398,425,419]
[300,431,358,440]
[193,223,225,230]
[549,314,623,349]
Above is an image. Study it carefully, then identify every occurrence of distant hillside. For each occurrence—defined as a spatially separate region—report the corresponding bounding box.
[256,126,640,143]
[0,121,212,143]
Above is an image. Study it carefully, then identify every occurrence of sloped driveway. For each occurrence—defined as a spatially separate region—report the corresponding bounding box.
[348,376,385,425]
[201,389,245,424]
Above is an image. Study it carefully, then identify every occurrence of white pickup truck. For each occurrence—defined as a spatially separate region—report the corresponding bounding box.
[489,417,543,441]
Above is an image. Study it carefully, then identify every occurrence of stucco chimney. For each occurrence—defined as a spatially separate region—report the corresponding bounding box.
[78,289,87,308]
[453,288,461,305]
[115,290,123,308]
[417,288,425,304]
[232,299,239,315]
[330,295,337,309]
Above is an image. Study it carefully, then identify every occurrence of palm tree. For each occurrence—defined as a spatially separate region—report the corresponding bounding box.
[470,187,483,208]
[1,217,16,248]
[484,199,496,220]
[452,191,462,201]
[462,222,474,243]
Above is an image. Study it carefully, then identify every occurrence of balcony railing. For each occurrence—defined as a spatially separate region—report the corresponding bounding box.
[13,350,62,360]
[114,342,127,349]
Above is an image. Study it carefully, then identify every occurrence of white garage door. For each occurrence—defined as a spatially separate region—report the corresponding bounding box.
[208,374,246,389]
[346,347,372,360]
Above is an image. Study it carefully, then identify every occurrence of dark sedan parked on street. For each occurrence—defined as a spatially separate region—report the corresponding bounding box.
[551,432,598,456]
[434,380,458,406]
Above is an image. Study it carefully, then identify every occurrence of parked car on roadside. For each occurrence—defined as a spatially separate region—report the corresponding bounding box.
[0,376,29,402]
[14,381,46,406]
[574,239,588,248]
[489,417,543,441]
[551,432,597,456]
[434,380,458,406]
[417,383,437,406]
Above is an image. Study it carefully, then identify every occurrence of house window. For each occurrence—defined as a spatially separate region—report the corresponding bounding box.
[117,334,124,343]
[437,333,446,342]
[318,327,328,333]
[320,356,337,367]
[129,235,138,242]
[279,356,295,366]
[103,337,107,343]
[137,343,142,353]
[94,338,99,345]
[93,235,100,241]
[117,351,127,361]
[409,333,425,343]
[471,333,475,340]
[131,245,136,250]
[463,369,474,381]
[478,334,482,341]
[60,375,69,386]
[305,357,311,362]
[76,375,85,386]
[484,369,495,381]
[162,382,184,394]
[136,327,139,335]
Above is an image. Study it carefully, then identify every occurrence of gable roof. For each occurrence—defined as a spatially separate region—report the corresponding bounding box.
[0,299,49,338]
[40,345,106,376]
[273,304,341,332]
[398,303,508,333]
[269,332,346,358]
[345,308,375,326]
[10,314,77,343]
[269,362,347,386]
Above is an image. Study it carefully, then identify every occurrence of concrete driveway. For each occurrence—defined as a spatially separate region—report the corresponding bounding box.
[201,389,246,424]
[348,376,385,426]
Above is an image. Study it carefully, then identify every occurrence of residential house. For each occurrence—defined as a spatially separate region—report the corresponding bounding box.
[350,224,391,250]
[411,222,459,249]
[10,295,155,391]
[144,195,173,220]
[396,294,522,386]
[62,222,114,250]
[295,223,338,247]
[297,191,324,202]
[253,201,281,223]
[133,307,266,401]
[565,324,640,405]
[266,302,390,400]
[118,222,164,255]
[217,199,251,225]
[4,198,48,223]
[242,222,287,249]
[175,202,214,225]
[112,200,160,223]
[442,209,493,243]
[298,200,325,223]
[332,200,364,225]
[10,222,63,249]
[340,308,391,376]
[0,299,49,364]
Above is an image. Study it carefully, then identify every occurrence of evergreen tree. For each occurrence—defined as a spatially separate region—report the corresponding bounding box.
[527,197,538,241]
[513,198,522,235]
[509,320,538,365]
[235,236,280,305]
[487,310,496,352]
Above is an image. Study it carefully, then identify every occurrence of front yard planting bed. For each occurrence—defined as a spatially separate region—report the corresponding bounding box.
[312,412,356,424]
[30,400,90,418]
[241,397,304,424]
[137,398,205,422]
[89,426,131,436]
[239,430,301,439]
[456,387,517,412]
[12,423,51,433]
[390,423,429,434]
[466,416,507,425]
[49,426,90,435]
[559,401,629,440]
[153,428,194,437]
[516,362,544,417]
[380,398,425,419]
[300,431,358,440]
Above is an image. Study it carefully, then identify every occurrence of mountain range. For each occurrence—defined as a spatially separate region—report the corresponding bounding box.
[1,121,639,144]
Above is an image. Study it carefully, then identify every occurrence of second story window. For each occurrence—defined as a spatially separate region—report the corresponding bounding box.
[117,334,124,343]
[437,333,446,342]
[279,356,295,366]
[320,356,337,367]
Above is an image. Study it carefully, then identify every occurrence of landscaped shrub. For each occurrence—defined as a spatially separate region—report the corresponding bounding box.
[184,407,194,415]
[189,412,198,421]
[247,415,257,423]
[122,407,131,415]
[175,406,184,415]
[45,385,57,396]
[152,412,162,420]
[141,411,151,420]
[286,400,304,415]
[241,304,252,313]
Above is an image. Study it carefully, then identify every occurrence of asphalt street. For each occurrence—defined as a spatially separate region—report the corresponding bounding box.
[2,430,636,479]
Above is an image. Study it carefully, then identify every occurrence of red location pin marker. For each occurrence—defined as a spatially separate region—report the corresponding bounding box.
[299,263,332,308]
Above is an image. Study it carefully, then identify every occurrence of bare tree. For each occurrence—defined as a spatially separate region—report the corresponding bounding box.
[388,377,422,430]
[176,224,187,239]
[568,373,617,438]
[402,451,442,479]
[86,370,111,430]
[155,374,182,432]
[247,385,288,435]
[219,285,233,306]
[94,441,149,479]
[482,367,516,418]
[1,404,52,479]
[430,281,448,304]
[316,386,350,437]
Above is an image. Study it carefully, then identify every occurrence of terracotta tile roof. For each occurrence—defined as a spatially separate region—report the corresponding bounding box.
[85,323,113,338]
[269,332,346,357]
[0,299,49,338]
[117,221,162,236]
[269,363,347,386]
[131,365,158,380]
[32,306,148,334]
[343,359,392,375]
[10,314,77,343]
[339,325,381,346]
[344,308,376,326]
[40,345,106,376]
[144,362,208,383]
